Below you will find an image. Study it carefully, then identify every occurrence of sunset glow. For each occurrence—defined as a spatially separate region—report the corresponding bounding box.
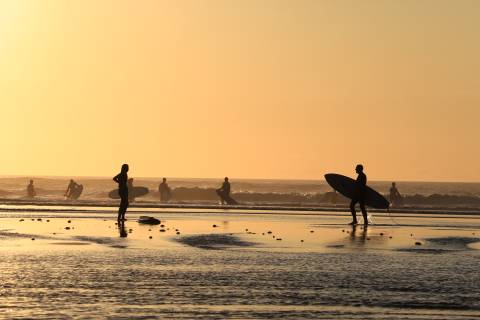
[1,0,479,181]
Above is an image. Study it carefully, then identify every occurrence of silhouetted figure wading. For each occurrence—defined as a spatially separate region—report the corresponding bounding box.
[65,179,83,200]
[216,177,237,205]
[113,164,129,221]
[349,164,368,225]
[159,178,171,203]
[389,182,403,207]
[27,179,36,198]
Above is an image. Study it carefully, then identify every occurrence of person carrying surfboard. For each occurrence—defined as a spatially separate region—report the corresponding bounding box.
[350,164,368,226]
[113,164,129,221]
[65,179,79,199]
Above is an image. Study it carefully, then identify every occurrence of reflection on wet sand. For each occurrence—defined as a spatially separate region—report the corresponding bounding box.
[0,210,480,319]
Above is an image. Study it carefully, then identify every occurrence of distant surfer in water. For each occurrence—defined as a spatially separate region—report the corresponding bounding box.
[389,182,403,207]
[113,164,129,221]
[159,178,171,203]
[27,179,36,198]
[349,164,368,226]
[65,179,79,199]
[217,177,237,205]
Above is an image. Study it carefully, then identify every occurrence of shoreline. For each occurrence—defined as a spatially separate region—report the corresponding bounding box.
[1,198,480,216]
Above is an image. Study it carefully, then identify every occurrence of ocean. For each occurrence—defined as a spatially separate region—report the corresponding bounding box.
[1,176,480,208]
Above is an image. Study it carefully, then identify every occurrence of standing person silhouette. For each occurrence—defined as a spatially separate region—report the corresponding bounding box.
[27,179,36,198]
[159,178,171,203]
[389,182,403,207]
[113,164,129,221]
[216,177,231,205]
[349,164,368,226]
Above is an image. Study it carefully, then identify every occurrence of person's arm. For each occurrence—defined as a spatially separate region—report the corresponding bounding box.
[113,174,120,184]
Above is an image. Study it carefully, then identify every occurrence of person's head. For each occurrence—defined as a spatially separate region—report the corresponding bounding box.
[224,177,229,182]
[163,178,167,182]
[29,179,33,184]
[121,164,129,173]
[355,164,364,173]
[128,178,133,184]
[392,182,396,187]
[70,179,74,183]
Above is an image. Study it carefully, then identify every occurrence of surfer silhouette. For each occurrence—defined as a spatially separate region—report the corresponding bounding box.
[389,182,403,207]
[216,177,232,205]
[113,164,129,221]
[65,179,78,198]
[159,178,171,203]
[27,179,36,198]
[349,164,368,225]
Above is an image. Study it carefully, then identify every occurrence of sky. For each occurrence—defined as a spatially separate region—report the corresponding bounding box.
[0,0,479,182]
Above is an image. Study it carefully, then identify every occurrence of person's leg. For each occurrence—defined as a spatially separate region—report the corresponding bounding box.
[359,200,368,225]
[118,197,128,220]
[217,189,225,205]
[349,199,358,224]
[123,198,129,220]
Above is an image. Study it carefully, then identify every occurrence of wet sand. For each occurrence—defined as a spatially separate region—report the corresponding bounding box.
[1,208,479,319]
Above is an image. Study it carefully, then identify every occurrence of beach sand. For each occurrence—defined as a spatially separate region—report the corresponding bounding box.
[1,207,479,319]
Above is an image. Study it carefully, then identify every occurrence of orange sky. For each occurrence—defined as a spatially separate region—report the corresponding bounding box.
[0,0,479,182]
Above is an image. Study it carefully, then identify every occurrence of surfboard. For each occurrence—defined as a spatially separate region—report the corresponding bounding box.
[324,173,389,209]
[138,216,161,225]
[108,187,149,199]
[69,184,83,200]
